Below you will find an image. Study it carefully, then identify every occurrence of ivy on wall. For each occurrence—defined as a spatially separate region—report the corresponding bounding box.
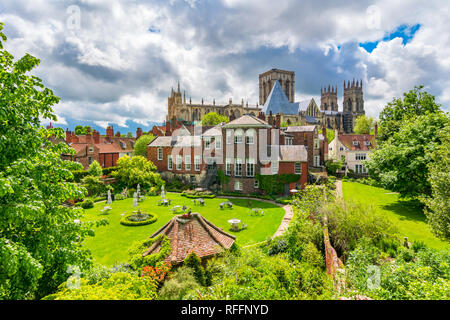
[255,173,301,195]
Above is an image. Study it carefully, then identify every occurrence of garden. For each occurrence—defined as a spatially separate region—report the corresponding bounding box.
[82,193,286,266]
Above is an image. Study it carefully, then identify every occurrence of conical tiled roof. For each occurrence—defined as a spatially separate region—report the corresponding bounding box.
[262,80,299,115]
[143,213,236,264]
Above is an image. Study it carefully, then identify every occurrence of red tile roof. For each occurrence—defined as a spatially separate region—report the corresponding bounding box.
[144,213,236,264]
[338,134,376,151]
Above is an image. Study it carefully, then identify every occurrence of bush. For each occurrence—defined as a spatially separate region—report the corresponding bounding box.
[181,190,216,199]
[159,266,200,300]
[266,236,289,256]
[88,160,103,177]
[128,235,172,269]
[184,252,206,286]
[120,212,158,226]
[301,242,324,268]
[81,175,106,197]
[114,194,126,200]
[72,170,89,183]
[80,198,94,209]
[102,166,119,176]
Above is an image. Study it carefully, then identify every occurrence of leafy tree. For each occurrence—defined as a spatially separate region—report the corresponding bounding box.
[127,132,133,138]
[378,86,441,142]
[325,159,343,176]
[112,155,163,189]
[133,134,156,157]
[74,125,85,135]
[0,23,95,299]
[87,160,103,177]
[365,112,449,197]
[421,123,450,239]
[353,115,374,134]
[201,112,229,126]
[81,175,106,197]
[184,251,206,286]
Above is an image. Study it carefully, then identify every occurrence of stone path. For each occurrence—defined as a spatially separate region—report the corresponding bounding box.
[335,179,343,199]
[216,195,294,239]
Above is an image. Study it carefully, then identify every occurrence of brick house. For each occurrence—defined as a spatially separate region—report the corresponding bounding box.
[148,114,308,195]
[64,126,140,169]
[284,125,326,169]
[328,129,376,175]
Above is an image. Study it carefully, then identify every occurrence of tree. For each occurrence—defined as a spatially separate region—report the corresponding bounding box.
[127,132,133,138]
[353,115,374,134]
[112,155,164,189]
[0,23,95,299]
[74,125,85,135]
[421,123,450,239]
[365,112,449,198]
[201,112,229,126]
[325,159,343,176]
[378,86,441,142]
[81,175,106,197]
[133,134,156,157]
[88,160,103,177]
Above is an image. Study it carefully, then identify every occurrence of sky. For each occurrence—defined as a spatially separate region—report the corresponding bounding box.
[0,0,449,133]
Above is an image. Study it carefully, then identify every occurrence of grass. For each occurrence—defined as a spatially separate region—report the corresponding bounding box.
[82,193,285,266]
[342,181,449,250]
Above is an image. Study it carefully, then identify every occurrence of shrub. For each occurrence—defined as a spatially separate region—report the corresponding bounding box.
[266,236,289,256]
[301,242,324,268]
[80,198,94,209]
[72,170,89,183]
[88,160,103,177]
[159,266,200,300]
[128,235,172,269]
[184,252,206,286]
[120,212,158,226]
[114,194,126,201]
[102,166,119,176]
[81,175,106,197]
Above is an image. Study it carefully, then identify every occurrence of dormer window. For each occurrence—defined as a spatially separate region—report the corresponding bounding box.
[365,141,371,146]
[353,140,359,146]
[119,141,126,149]
[89,146,94,153]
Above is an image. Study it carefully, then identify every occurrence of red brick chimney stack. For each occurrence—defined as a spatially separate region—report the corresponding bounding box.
[65,129,71,143]
[275,114,281,129]
[115,132,121,138]
[106,126,114,138]
[93,130,100,144]
[136,127,143,139]
[258,111,266,121]
[374,122,378,139]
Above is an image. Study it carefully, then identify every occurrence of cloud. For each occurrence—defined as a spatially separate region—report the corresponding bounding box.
[0,0,448,129]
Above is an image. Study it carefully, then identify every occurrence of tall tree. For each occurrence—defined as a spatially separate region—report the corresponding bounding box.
[0,23,96,299]
[201,112,229,126]
[378,86,441,142]
[133,134,156,157]
[353,115,374,134]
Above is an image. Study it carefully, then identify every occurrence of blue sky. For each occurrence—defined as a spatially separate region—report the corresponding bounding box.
[0,0,448,134]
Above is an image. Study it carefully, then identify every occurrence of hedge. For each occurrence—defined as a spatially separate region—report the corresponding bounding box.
[102,166,119,176]
[120,212,158,226]
[72,170,89,183]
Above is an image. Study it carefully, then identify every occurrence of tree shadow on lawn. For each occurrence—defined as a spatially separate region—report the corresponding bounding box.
[380,198,427,223]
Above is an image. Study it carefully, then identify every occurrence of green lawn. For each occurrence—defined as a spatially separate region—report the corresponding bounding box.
[82,193,285,266]
[342,181,449,250]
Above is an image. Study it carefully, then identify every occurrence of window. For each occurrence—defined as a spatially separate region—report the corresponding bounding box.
[355,164,368,174]
[88,157,93,165]
[365,141,371,146]
[295,162,302,174]
[190,175,196,184]
[353,140,359,146]
[234,129,243,144]
[205,138,211,150]
[226,130,232,144]
[246,158,255,177]
[176,155,182,170]
[329,147,333,150]
[226,158,232,175]
[215,137,221,149]
[271,161,278,174]
[185,155,191,170]
[246,129,255,144]
[339,146,344,151]
[355,153,366,161]
[89,146,94,153]
[157,148,163,160]
[254,180,259,189]
[235,158,242,176]
[194,156,201,171]
[168,155,173,170]
[314,155,320,167]
[234,180,242,191]
[314,139,319,149]
[286,137,293,145]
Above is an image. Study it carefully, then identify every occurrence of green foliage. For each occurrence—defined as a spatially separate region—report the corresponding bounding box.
[184,252,206,286]
[378,86,442,142]
[72,169,89,182]
[120,212,158,226]
[301,242,324,268]
[181,190,216,198]
[133,134,156,157]
[255,174,301,195]
[284,217,323,262]
[159,266,200,300]
[128,235,171,270]
[80,198,95,209]
[319,128,335,143]
[420,123,450,240]
[112,155,164,190]
[365,112,449,198]
[217,170,229,186]
[201,112,229,126]
[43,272,158,300]
[102,166,118,176]
[322,199,398,259]
[0,23,94,299]
[325,159,343,176]
[88,160,103,177]
[74,125,91,136]
[353,115,374,134]
[81,175,106,197]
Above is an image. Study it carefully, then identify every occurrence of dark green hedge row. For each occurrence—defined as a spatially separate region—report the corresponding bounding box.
[120,212,158,226]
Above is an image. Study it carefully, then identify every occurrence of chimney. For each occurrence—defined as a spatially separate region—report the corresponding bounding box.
[71,132,79,143]
[258,111,266,121]
[93,130,100,144]
[115,132,121,138]
[65,129,71,143]
[85,130,92,143]
[165,121,171,136]
[275,114,281,129]
[374,122,378,139]
[136,127,143,139]
[106,126,114,138]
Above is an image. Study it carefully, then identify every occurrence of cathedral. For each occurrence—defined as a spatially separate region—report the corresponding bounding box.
[166,68,364,133]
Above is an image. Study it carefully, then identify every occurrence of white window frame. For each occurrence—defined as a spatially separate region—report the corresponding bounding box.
[314,139,319,149]
[194,155,201,172]
[271,161,278,174]
[157,147,163,160]
[246,129,255,144]
[246,158,255,177]
[234,129,243,144]
[205,138,211,150]
[314,155,320,167]
[286,137,293,145]
[89,146,94,153]
[254,179,259,189]
[295,162,302,174]
[235,158,242,176]
[226,130,232,144]
[185,155,191,171]
[168,155,173,170]
[215,136,221,149]
[176,155,182,170]
[226,158,232,175]
[234,180,242,191]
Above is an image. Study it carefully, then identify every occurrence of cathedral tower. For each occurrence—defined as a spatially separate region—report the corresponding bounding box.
[259,69,295,105]
[343,79,364,114]
[320,85,338,111]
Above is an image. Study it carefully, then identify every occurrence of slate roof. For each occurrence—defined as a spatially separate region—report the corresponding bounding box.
[278,145,308,162]
[262,80,299,115]
[338,134,376,151]
[305,115,319,124]
[144,213,236,264]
